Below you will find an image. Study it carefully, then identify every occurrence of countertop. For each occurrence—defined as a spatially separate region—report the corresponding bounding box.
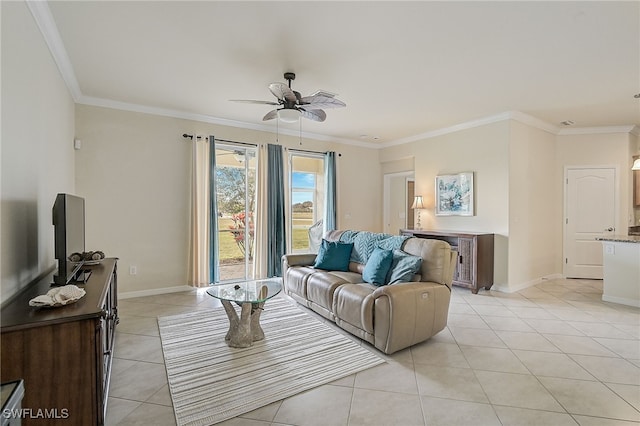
[596,235,640,244]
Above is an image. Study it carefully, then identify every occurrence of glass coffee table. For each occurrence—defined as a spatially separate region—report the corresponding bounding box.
[206,279,282,348]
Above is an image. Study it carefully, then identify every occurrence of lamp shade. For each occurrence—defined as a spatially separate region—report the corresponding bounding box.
[633,158,640,171]
[278,109,300,123]
[411,195,424,209]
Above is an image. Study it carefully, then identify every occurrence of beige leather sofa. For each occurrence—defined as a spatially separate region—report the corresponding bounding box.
[282,230,456,354]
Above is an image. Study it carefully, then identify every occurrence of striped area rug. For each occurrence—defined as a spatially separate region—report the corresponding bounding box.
[158,296,385,426]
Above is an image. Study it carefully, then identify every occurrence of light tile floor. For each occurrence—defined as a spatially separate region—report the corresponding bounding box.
[107,278,640,425]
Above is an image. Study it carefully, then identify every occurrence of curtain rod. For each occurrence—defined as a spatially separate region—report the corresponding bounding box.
[182,134,339,156]
[288,147,342,157]
[181,134,257,147]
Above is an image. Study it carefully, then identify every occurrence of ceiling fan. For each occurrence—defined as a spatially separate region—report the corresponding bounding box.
[231,72,346,123]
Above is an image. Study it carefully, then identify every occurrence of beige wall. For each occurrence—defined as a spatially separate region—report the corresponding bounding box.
[508,121,561,290]
[380,122,637,292]
[380,157,414,175]
[1,1,76,302]
[631,132,640,225]
[380,121,511,287]
[75,105,380,294]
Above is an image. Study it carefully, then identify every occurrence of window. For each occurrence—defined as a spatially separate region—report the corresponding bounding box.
[289,153,325,253]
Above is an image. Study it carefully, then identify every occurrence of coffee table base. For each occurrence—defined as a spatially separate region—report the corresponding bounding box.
[220,300,265,348]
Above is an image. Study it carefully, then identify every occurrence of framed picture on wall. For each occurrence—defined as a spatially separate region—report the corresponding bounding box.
[435,172,474,216]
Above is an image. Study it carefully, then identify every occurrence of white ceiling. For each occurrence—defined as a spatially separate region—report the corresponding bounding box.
[44,1,640,146]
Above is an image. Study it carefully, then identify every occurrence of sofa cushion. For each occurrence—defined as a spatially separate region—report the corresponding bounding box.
[348,261,365,274]
[306,271,350,312]
[314,239,353,272]
[333,283,377,334]
[284,265,316,299]
[327,271,364,284]
[386,250,423,284]
[362,247,393,285]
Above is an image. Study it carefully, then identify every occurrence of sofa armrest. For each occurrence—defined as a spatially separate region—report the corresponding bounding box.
[282,253,317,267]
[371,281,451,354]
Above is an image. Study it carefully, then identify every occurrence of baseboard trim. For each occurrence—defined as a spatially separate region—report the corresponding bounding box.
[119,285,193,300]
[602,295,640,308]
[490,273,564,293]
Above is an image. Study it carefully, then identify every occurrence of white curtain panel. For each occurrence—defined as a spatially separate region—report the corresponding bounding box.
[188,138,211,287]
[253,144,269,279]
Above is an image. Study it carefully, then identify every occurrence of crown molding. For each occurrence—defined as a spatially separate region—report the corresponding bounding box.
[557,125,638,136]
[381,112,513,148]
[29,0,376,149]
[26,0,81,102]
[508,111,560,134]
[380,111,561,148]
[381,111,639,148]
[28,0,639,150]
[78,95,377,149]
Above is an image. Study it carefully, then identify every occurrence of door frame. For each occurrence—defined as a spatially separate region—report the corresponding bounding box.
[383,171,414,234]
[562,165,619,278]
[215,143,258,282]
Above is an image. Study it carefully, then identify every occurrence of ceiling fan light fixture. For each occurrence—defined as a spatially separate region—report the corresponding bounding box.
[278,109,300,123]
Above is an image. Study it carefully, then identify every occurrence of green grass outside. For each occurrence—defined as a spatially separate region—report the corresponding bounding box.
[217,213,313,261]
[218,217,244,262]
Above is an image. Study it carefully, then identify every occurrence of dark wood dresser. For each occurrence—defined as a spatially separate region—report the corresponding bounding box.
[401,229,494,293]
[1,258,118,425]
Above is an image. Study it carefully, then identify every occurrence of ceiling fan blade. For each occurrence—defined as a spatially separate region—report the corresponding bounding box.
[269,82,297,103]
[262,109,278,121]
[300,109,326,122]
[299,95,346,109]
[230,99,280,105]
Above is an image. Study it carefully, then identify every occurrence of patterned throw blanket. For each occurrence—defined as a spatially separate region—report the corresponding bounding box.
[339,230,409,264]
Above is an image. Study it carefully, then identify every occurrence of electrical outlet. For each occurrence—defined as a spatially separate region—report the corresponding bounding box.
[129,265,137,275]
[605,245,614,255]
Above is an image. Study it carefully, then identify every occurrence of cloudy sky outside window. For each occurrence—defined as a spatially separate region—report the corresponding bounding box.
[292,172,315,205]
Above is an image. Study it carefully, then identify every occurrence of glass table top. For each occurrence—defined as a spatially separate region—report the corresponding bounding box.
[206,279,282,303]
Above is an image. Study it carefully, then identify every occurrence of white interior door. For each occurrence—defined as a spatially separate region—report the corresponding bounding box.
[564,168,616,279]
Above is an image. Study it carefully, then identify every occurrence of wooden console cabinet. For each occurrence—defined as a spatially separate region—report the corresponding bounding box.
[1,258,118,425]
[401,229,494,293]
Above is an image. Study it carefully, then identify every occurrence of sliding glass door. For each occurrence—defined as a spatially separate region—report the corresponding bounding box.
[215,144,256,282]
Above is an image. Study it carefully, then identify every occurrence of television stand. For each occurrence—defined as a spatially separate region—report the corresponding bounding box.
[1,258,118,425]
[50,269,92,286]
[73,269,92,283]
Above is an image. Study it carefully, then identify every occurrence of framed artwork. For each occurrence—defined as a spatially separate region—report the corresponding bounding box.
[435,172,474,216]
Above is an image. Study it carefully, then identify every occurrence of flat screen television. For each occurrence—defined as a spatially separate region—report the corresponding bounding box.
[52,193,86,285]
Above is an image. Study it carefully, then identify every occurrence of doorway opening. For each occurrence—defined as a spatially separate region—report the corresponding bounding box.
[383,172,415,235]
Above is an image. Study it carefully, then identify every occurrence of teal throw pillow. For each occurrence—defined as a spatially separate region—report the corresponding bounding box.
[314,239,353,272]
[386,250,423,284]
[362,247,394,286]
